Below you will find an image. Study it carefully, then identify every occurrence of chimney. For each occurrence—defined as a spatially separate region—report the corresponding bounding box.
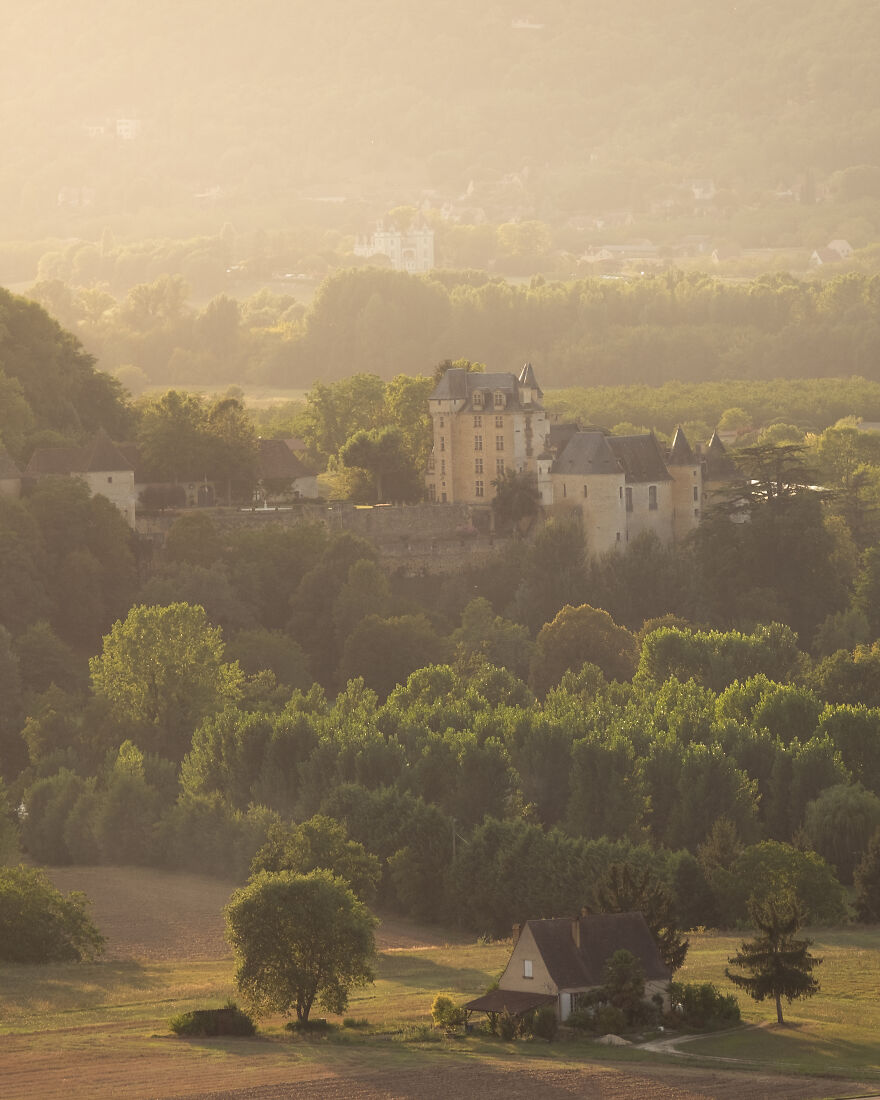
[511,923,521,945]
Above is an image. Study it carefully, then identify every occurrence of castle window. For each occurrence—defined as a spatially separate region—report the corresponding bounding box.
[496,435,504,451]
[475,480,484,497]
[583,484,588,498]
[616,531,621,542]
[619,487,623,499]
[475,458,483,474]
[473,415,482,427]
[439,436,445,452]
[439,416,444,427]
[626,487,633,512]
[440,460,446,475]
[523,959,533,979]
[693,486,699,501]
[473,391,484,408]
[694,508,700,518]
[495,415,504,428]
[107,476,113,483]
[474,435,483,451]
[496,458,505,475]
[563,483,567,498]
[494,392,505,408]
[649,485,658,510]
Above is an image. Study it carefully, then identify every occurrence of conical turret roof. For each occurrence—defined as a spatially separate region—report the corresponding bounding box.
[668,426,696,465]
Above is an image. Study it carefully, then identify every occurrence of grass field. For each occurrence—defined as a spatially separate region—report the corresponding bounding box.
[2,866,878,1098]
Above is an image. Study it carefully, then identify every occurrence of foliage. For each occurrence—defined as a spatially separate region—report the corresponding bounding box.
[668,981,741,1029]
[169,1002,256,1037]
[532,1004,558,1041]
[0,865,104,963]
[854,827,880,922]
[726,893,822,1025]
[225,869,376,1022]
[530,604,638,694]
[430,994,464,1031]
[803,783,880,884]
[593,862,689,973]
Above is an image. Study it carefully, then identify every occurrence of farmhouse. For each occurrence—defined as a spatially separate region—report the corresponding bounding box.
[25,427,136,527]
[464,912,671,1023]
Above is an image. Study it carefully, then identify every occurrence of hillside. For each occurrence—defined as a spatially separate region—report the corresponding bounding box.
[2,1,879,239]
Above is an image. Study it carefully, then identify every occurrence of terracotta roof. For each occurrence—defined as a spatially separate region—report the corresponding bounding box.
[667,426,696,465]
[607,435,672,483]
[258,438,314,480]
[518,912,671,991]
[0,450,22,479]
[553,431,621,477]
[464,989,555,1015]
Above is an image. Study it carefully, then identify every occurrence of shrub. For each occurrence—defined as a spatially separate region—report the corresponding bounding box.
[593,1004,627,1035]
[533,1004,559,1041]
[498,1008,518,1040]
[169,1003,256,1038]
[669,981,740,1029]
[564,1006,596,1031]
[431,993,464,1031]
[0,865,104,963]
[342,1016,370,1029]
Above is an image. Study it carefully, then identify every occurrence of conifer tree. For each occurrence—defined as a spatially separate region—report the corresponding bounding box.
[725,893,821,1024]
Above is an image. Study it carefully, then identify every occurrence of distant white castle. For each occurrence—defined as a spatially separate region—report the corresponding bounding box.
[354,221,435,273]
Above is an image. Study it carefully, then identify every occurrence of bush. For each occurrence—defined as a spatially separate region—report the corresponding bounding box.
[564,1006,596,1032]
[0,865,104,963]
[498,1008,518,1040]
[431,993,464,1031]
[593,1004,627,1035]
[533,1004,558,1041]
[170,1002,256,1037]
[669,981,741,1029]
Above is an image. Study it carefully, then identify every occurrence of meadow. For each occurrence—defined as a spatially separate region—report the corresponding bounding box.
[1,867,878,1098]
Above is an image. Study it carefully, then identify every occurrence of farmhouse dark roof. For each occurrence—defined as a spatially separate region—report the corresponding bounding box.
[81,428,133,473]
[25,445,83,476]
[607,434,672,483]
[258,438,314,480]
[524,912,671,989]
[464,989,555,1015]
[553,432,621,477]
[667,426,696,466]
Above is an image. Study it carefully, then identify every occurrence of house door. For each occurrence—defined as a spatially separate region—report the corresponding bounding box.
[559,992,571,1021]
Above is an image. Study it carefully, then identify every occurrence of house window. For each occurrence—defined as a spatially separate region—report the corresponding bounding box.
[474,415,482,427]
[693,486,699,501]
[473,391,484,408]
[523,959,533,979]
[474,435,483,451]
[496,435,504,451]
[475,458,483,474]
[496,458,505,475]
[475,480,484,498]
[494,391,505,408]
[439,436,445,452]
[648,485,658,510]
[495,415,504,428]
[626,487,633,512]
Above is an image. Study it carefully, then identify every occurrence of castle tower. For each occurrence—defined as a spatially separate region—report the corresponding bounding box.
[666,426,702,542]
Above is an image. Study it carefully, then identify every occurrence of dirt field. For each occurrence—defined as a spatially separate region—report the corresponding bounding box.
[5,867,870,1100]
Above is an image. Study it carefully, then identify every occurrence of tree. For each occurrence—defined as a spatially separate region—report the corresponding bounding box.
[0,865,104,963]
[224,869,376,1023]
[530,604,638,694]
[338,614,444,697]
[89,602,243,760]
[803,783,880,884]
[593,861,689,973]
[726,893,822,1025]
[854,826,880,922]
[339,426,421,502]
[491,469,540,531]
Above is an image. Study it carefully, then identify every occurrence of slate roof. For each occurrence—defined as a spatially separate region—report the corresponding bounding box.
[667,426,696,466]
[607,434,672,483]
[704,430,737,480]
[429,366,542,409]
[519,912,670,991]
[553,431,622,477]
[518,361,543,396]
[547,422,579,453]
[26,430,133,477]
[258,438,314,480]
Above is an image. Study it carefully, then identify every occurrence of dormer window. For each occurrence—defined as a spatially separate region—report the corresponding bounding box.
[473,391,484,408]
[494,391,505,408]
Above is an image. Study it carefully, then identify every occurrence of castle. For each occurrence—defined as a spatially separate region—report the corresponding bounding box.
[426,363,732,556]
[353,222,435,273]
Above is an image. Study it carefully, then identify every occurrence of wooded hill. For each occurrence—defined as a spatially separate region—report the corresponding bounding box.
[2,0,880,239]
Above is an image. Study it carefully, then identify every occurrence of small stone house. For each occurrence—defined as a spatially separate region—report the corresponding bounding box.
[464,912,671,1023]
[25,428,136,527]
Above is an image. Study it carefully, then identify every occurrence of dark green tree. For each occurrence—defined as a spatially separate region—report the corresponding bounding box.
[854,826,880,922]
[225,869,376,1023]
[0,865,105,963]
[726,893,822,1025]
[592,861,689,973]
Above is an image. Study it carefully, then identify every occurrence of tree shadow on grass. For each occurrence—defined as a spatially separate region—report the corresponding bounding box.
[0,959,159,1018]
[376,952,495,993]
